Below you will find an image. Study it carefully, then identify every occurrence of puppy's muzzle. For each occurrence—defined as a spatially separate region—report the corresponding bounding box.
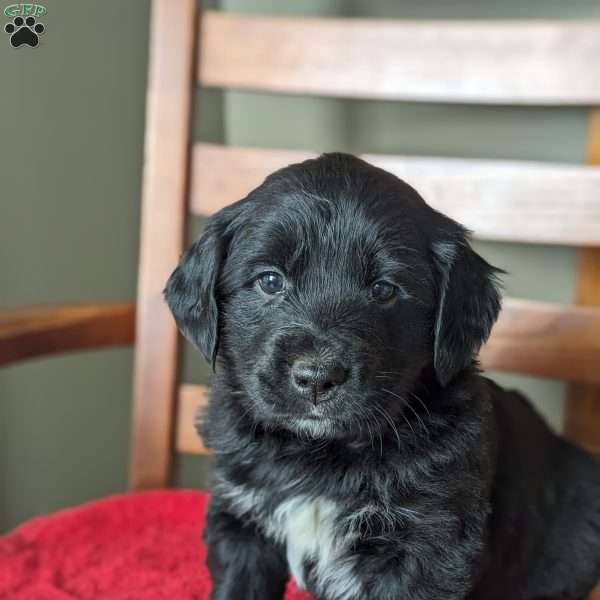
[290,358,349,405]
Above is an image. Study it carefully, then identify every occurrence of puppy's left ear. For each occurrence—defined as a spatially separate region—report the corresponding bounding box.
[164,206,239,370]
[431,218,503,386]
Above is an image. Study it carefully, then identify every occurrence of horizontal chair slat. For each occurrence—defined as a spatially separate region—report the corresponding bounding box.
[199,12,600,105]
[176,299,600,455]
[191,144,600,246]
[479,299,600,384]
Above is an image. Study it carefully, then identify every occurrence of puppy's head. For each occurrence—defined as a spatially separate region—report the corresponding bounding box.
[166,154,501,439]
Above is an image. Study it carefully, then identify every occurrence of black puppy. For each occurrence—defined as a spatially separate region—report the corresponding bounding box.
[166,154,600,600]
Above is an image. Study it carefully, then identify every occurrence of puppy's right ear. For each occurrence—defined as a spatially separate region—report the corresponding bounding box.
[164,212,233,370]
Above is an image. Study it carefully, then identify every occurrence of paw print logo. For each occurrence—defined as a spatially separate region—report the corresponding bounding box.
[4,15,45,47]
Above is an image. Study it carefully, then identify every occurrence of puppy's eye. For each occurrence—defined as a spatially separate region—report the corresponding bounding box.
[371,281,398,303]
[257,271,286,295]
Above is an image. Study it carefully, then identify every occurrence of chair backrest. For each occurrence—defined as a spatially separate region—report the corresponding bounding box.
[129,0,600,491]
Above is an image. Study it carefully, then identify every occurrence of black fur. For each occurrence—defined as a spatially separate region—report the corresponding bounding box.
[165,153,600,600]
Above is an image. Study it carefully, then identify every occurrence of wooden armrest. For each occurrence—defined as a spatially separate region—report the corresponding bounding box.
[0,302,135,367]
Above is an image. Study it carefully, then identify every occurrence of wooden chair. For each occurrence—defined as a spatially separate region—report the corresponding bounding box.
[2,0,600,535]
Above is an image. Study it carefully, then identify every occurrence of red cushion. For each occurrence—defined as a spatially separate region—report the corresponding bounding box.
[0,490,312,600]
[1,490,597,600]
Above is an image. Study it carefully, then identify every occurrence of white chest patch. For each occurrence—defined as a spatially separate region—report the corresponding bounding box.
[216,479,364,600]
[270,496,339,588]
[267,496,364,600]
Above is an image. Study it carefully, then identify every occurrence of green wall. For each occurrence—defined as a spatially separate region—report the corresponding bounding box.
[0,0,149,531]
[2,0,598,532]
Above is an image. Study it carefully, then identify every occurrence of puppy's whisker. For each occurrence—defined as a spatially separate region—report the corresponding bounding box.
[409,391,432,421]
[372,419,383,458]
[381,387,430,439]
[371,403,403,450]
[363,407,384,457]
[375,390,417,440]
[361,412,374,453]
[367,409,382,456]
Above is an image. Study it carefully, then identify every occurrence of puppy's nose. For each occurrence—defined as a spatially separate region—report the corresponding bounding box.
[291,359,348,403]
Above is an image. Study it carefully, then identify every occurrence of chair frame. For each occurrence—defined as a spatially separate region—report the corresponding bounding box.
[1,0,599,496]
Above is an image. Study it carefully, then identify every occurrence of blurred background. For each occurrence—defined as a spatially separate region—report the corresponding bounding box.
[2,0,600,533]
